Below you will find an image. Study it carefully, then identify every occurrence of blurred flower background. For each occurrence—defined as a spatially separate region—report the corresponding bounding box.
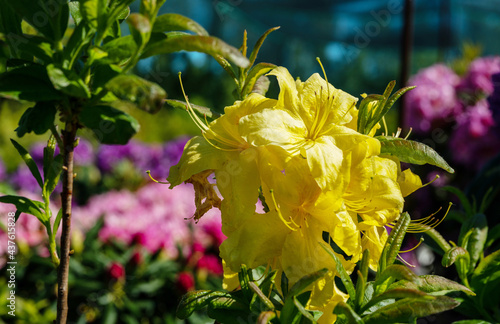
[1,0,500,323]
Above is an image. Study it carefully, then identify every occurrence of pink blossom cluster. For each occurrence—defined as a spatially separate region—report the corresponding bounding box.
[72,182,224,260]
[405,57,500,169]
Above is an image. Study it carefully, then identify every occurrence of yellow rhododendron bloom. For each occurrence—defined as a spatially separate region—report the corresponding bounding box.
[239,67,379,192]
[167,93,276,233]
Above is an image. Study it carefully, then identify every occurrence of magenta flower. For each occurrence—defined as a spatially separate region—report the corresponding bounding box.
[405,64,462,133]
[175,271,195,293]
[458,56,500,98]
[107,262,126,280]
[197,254,223,275]
[450,99,500,169]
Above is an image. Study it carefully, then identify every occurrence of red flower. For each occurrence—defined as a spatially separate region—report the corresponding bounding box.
[176,272,195,293]
[108,262,125,281]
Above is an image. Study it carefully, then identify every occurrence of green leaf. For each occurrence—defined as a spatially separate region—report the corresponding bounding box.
[249,282,274,311]
[362,296,459,324]
[79,105,139,144]
[127,13,151,46]
[47,64,91,98]
[281,291,311,324]
[379,212,411,274]
[153,13,208,36]
[63,22,94,69]
[486,223,500,249]
[242,62,276,98]
[0,64,62,101]
[16,35,53,63]
[68,2,83,24]
[362,288,431,313]
[80,0,106,30]
[452,320,494,324]
[53,208,63,235]
[414,275,475,296]
[141,34,250,68]
[10,139,43,188]
[377,136,454,173]
[288,268,328,298]
[15,102,57,137]
[100,35,137,65]
[248,27,280,68]
[293,295,317,323]
[374,264,418,291]
[165,99,220,120]
[334,302,365,324]
[92,64,122,90]
[462,214,488,270]
[105,74,166,113]
[5,0,54,40]
[176,290,236,319]
[471,249,500,311]
[442,246,469,268]
[0,195,48,223]
[43,154,63,199]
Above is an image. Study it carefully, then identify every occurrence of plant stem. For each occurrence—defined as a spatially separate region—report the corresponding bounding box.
[56,119,78,324]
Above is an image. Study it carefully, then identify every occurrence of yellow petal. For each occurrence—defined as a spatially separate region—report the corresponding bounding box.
[219,210,290,272]
[398,168,423,197]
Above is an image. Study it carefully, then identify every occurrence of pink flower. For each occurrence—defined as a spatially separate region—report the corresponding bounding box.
[107,262,125,280]
[176,272,195,293]
[458,56,500,97]
[197,254,223,275]
[405,64,462,133]
[450,100,500,169]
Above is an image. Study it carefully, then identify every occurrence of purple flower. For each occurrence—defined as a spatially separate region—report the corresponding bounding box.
[10,166,42,193]
[0,159,6,182]
[73,138,95,166]
[489,72,500,137]
[458,56,500,98]
[449,99,500,169]
[405,64,462,133]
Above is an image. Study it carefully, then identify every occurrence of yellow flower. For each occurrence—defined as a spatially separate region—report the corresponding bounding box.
[239,67,379,192]
[167,93,276,233]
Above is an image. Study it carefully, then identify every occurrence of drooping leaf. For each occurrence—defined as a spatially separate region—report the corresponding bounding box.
[0,195,47,223]
[46,64,91,98]
[16,36,53,63]
[105,74,166,113]
[153,13,208,36]
[164,99,220,120]
[0,64,62,101]
[141,34,250,68]
[176,290,236,319]
[377,136,454,173]
[10,139,43,188]
[79,105,139,144]
[362,295,459,324]
[15,102,57,137]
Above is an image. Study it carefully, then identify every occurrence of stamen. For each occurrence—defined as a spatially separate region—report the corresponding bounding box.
[146,170,169,184]
[404,127,413,140]
[397,255,416,268]
[399,237,424,253]
[270,189,298,231]
[382,116,389,136]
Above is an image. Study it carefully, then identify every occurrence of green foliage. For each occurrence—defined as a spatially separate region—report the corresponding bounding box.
[177,213,471,323]
[377,136,455,173]
[424,181,500,323]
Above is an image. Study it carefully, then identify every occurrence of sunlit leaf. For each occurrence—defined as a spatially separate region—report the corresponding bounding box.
[141,34,250,68]
[0,195,47,223]
[47,64,91,98]
[377,136,454,173]
[153,13,208,36]
[176,290,237,319]
[10,139,43,188]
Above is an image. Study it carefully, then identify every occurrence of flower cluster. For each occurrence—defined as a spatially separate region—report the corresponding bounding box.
[168,67,422,322]
[0,137,224,274]
[405,57,500,169]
